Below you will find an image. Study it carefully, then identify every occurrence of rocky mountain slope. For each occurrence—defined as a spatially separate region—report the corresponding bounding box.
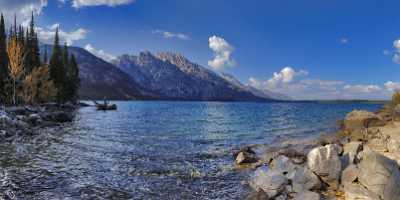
[219,73,292,101]
[112,51,271,101]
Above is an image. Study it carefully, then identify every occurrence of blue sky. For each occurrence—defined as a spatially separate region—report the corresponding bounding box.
[1,0,400,100]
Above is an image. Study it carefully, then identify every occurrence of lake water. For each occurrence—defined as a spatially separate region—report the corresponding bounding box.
[0,101,383,200]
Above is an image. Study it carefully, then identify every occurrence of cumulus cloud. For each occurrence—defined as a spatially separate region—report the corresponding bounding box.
[37,24,88,45]
[0,0,48,25]
[340,37,349,44]
[208,35,236,71]
[248,67,392,100]
[152,30,190,40]
[84,44,116,62]
[343,84,382,93]
[385,81,400,92]
[69,0,135,8]
[266,67,308,88]
[390,39,400,64]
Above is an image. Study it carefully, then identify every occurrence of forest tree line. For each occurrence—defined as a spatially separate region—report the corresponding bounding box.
[0,13,80,105]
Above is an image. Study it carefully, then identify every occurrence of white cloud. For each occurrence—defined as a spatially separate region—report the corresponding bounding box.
[340,37,349,44]
[0,0,48,25]
[37,24,88,45]
[208,35,236,71]
[70,0,135,8]
[152,30,190,40]
[266,67,308,88]
[385,81,400,92]
[84,44,116,62]
[343,84,382,93]
[383,49,391,56]
[248,67,391,100]
[390,39,400,64]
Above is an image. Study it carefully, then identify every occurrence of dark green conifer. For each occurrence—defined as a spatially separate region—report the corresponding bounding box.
[49,27,66,102]
[25,12,41,72]
[65,54,80,102]
[0,14,9,104]
[43,45,48,64]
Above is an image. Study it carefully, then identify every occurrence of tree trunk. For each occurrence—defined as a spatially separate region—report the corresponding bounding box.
[12,79,15,105]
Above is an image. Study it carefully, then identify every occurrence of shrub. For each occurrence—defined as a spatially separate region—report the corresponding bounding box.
[392,91,400,106]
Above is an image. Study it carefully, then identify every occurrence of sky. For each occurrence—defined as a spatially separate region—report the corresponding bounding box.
[1,0,400,100]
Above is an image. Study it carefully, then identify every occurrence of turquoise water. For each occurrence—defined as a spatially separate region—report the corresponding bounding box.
[2,101,382,199]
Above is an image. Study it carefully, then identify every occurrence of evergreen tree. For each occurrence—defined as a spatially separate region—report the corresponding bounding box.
[49,27,66,102]
[17,26,24,44]
[62,43,69,69]
[25,12,41,73]
[43,45,48,64]
[0,14,9,104]
[65,54,80,102]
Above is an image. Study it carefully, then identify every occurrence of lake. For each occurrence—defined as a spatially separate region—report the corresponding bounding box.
[0,101,383,199]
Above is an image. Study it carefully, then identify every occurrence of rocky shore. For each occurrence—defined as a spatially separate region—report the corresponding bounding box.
[236,103,400,200]
[0,103,79,142]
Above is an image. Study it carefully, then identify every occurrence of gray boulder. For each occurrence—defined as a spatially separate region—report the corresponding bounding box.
[342,141,362,167]
[344,110,385,132]
[307,144,342,189]
[50,112,73,123]
[27,114,42,125]
[269,155,298,178]
[344,183,380,200]
[292,166,321,193]
[249,166,288,198]
[358,151,400,200]
[341,164,359,187]
[293,191,320,200]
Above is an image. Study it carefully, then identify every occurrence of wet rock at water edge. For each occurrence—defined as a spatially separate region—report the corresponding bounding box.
[344,110,385,132]
[236,151,259,165]
[27,113,42,125]
[276,148,307,164]
[246,190,269,200]
[249,166,288,198]
[49,111,73,123]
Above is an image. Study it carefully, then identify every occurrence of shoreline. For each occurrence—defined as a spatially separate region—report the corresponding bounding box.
[236,103,400,200]
[0,104,78,143]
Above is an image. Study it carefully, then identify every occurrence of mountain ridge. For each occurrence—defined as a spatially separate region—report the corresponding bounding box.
[112,51,272,101]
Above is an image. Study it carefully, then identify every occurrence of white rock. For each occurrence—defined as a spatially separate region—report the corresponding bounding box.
[307,144,342,189]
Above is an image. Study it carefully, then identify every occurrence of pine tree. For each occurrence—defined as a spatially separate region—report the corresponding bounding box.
[43,45,48,64]
[0,14,9,104]
[49,27,66,102]
[65,54,80,102]
[25,12,41,73]
[62,43,69,69]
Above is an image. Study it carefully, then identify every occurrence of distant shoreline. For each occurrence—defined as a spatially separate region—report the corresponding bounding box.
[79,99,389,104]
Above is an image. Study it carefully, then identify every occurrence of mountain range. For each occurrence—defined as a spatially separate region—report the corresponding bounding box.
[41,45,290,101]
